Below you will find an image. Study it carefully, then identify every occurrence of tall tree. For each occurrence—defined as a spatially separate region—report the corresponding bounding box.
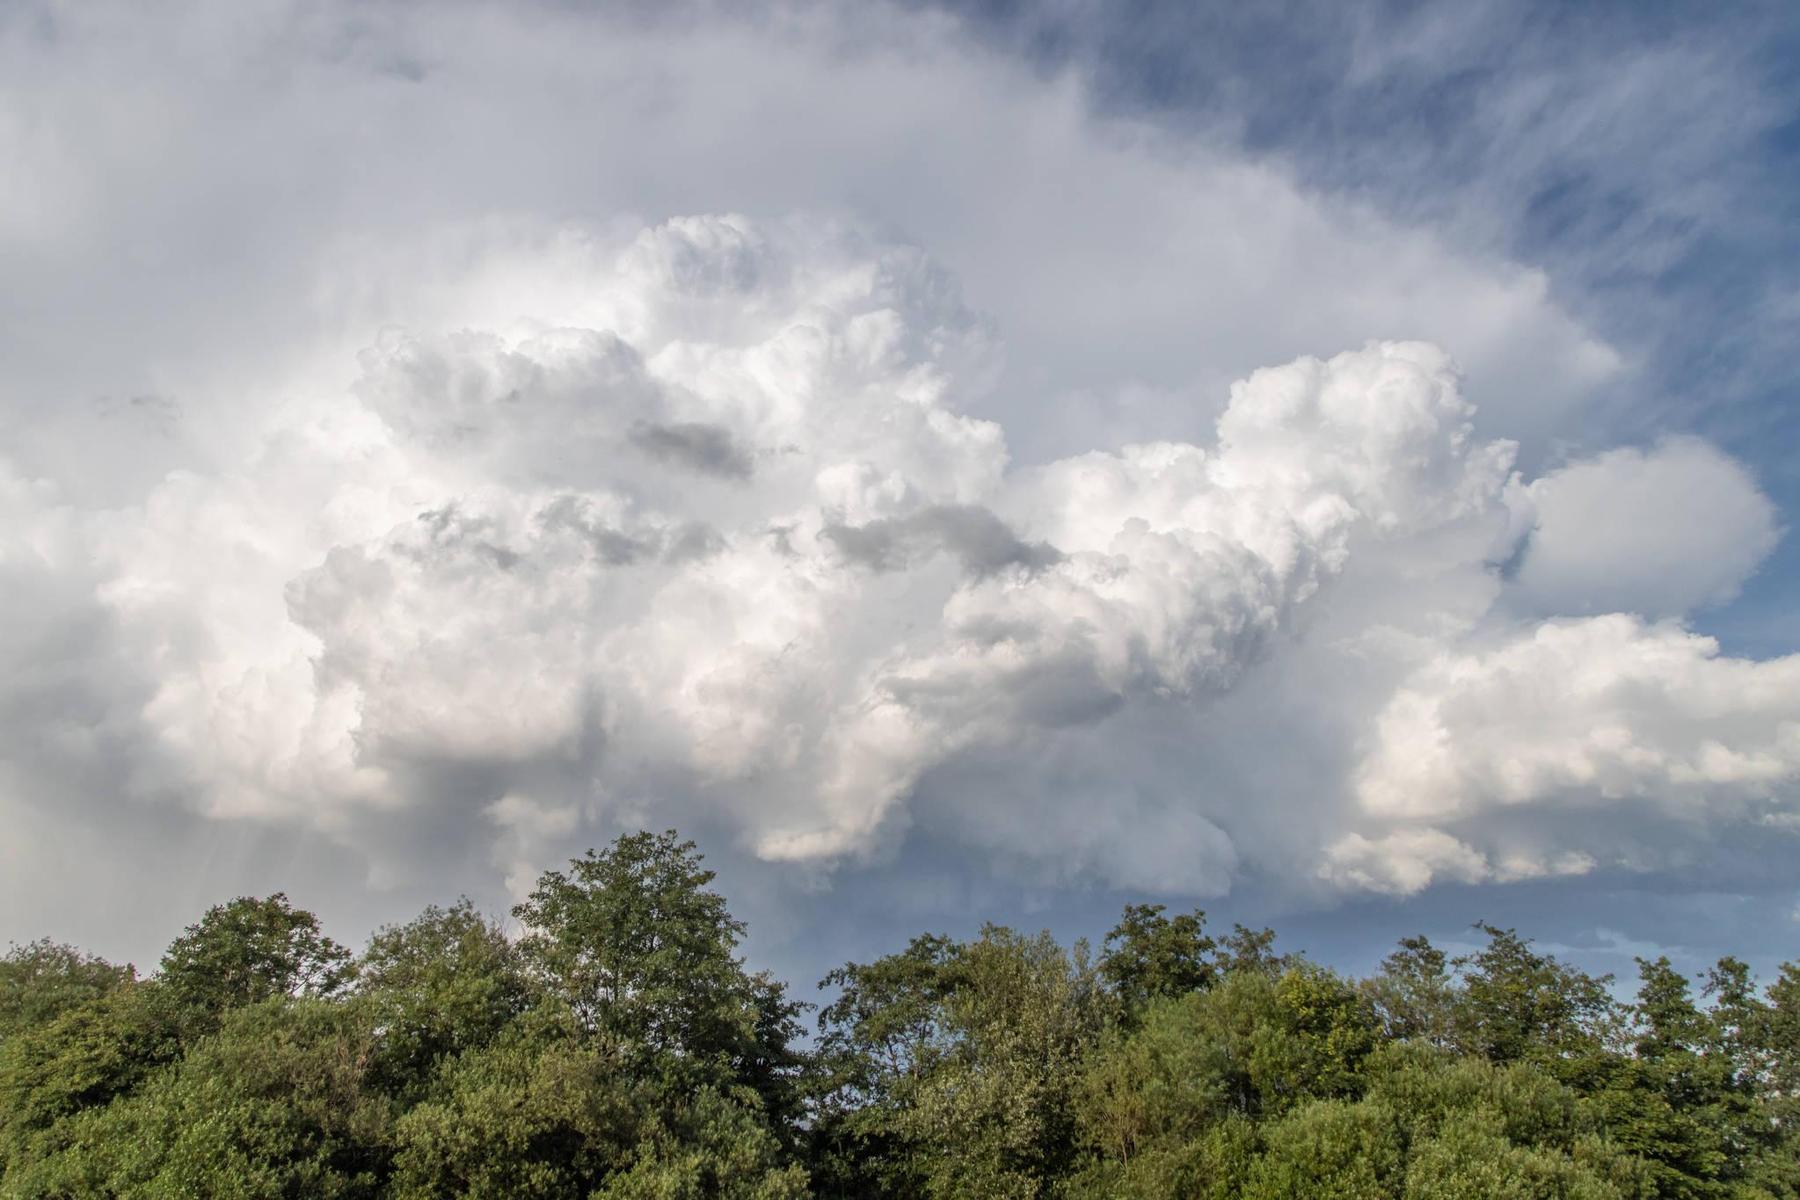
[158,894,353,1023]
[356,901,529,1102]
[1364,935,1457,1048]
[810,933,963,1197]
[1099,905,1216,1019]
[814,926,1107,1199]
[1581,957,1749,1200]
[1452,924,1618,1076]
[0,941,136,1044]
[1216,925,1285,978]
[511,832,806,1130]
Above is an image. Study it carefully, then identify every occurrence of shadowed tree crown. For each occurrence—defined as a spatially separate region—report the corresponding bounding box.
[510,829,805,1100]
[1364,935,1456,1048]
[157,893,352,1019]
[0,940,136,1041]
[1452,923,1616,1067]
[1099,904,1216,1015]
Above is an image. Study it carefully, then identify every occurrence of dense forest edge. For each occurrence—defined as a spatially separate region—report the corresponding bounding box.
[1,831,1796,1198]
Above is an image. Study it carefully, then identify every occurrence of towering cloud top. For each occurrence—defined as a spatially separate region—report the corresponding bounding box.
[5,214,1791,912]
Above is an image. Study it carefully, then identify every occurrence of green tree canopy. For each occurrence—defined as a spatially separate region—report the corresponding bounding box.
[1099,904,1217,1017]
[1452,924,1618,1072]
[511,832,806,1131]
[0,941,136,1044]
[355,900,528,1102]
[3,830,1798,1200]
[158,894,353,1022]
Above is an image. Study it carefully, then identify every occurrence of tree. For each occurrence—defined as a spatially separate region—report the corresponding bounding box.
[511,832,806,1140]
[1579,956,1774,1200]
[1240,1097,1403,1200]
[0,940,136,1044]
[4,997,388,1198]
[388,1031,643,1200]
[0,978,181,1179]
[1700,957,1764,1084]
[1403,1118,1630,1200]
[1452,924,1618,1075]
[1364,936,1457,1048]
[158,894,353,1023]
[590,1084,810,1200]
[1075,992,1242,1166]
[1740,960,1800,1196]
[356,901,529,1101]
[4,830,1795,1199]
[1264,964,1378,1106]
[813,926,1107,1199]
[810,933,963,1197]
[1075,959,1375,1181]
[389,1006,806,1199]
[1066,1113,1258,1200]
[1099,905,1216,1018]
[899,927,1105,1197]
[1755,961,1800,1112]
[1217,925,1285,978]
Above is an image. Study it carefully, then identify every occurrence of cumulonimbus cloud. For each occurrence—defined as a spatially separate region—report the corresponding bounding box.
[2,213,1794,903]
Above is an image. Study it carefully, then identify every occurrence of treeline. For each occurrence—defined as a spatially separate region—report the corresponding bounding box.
[1,832,1796,1198]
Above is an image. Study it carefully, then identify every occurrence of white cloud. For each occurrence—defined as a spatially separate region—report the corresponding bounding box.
[1511,438,1781,617]
[4,202,1795,923]
[0,0,1617,500]
[1359,615,1800,822]
[2,0,1794,964]
[1319,828,1596,897]
[1339,615,1800,893]
[1,206,1538,893]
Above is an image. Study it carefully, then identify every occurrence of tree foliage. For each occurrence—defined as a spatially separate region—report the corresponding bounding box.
[2,834,1796,1199]
[158,894,354,1025]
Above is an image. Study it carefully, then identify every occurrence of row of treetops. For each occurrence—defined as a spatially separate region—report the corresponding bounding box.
[1,829,1796,1198]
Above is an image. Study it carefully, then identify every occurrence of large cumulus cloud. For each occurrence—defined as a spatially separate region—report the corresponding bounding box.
[6,3,1799,975]
[5,213,1793,911]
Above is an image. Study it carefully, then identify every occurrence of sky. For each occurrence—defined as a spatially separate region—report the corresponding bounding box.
[2,0,1797,997]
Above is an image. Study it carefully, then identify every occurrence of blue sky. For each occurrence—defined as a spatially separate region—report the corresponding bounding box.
[1,0,1796,997]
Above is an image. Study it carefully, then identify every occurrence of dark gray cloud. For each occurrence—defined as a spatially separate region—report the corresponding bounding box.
[628,420,755,480]
[821,504,1060,576]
